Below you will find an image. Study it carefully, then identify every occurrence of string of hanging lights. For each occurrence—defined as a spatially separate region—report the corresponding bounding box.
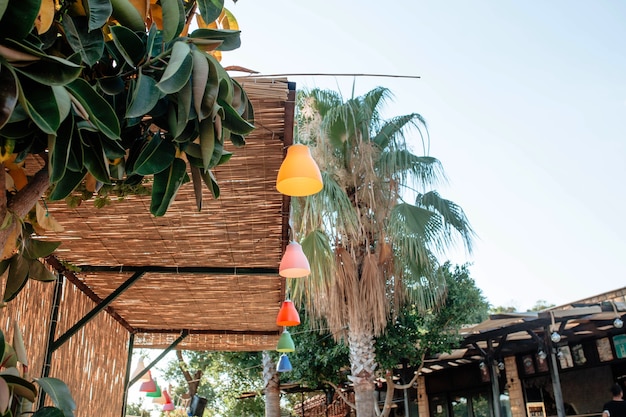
[274,142,323,371]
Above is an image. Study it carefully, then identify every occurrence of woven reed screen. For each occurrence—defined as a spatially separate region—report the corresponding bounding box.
[51,278,130,417]
[0,276,129,417]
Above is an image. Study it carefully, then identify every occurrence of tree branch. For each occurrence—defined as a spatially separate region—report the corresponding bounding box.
[323,380,356,410]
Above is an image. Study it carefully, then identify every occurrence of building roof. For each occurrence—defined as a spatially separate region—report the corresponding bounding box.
[38,77,294,351]
[421,287,626,373]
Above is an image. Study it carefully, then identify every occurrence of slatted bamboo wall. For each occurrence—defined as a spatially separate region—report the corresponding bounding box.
[0,276,129,417]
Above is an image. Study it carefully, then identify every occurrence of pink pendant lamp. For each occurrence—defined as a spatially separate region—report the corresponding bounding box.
[279,242,310,278]
[139,371,156,393]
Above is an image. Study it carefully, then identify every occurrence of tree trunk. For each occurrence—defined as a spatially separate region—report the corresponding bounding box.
[0,163,50,253]
[262,351,280,417]
[176,350,202,399]
[348,329,378,417]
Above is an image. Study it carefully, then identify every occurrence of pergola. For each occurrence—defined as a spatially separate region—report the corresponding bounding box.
[0,77,295,417]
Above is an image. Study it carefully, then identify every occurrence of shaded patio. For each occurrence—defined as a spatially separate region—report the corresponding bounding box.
[0,77,295,416]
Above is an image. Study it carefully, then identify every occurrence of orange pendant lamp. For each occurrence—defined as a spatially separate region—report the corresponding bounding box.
[276,144,323,197]
[276,300,300,327]
[279,242,310,278]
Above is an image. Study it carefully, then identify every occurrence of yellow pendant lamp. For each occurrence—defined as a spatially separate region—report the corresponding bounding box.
[276,144,323,197]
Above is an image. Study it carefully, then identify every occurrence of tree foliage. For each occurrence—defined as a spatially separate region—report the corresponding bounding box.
[161,350,265,416]
[375,262,489,372]
[0,0,254,300]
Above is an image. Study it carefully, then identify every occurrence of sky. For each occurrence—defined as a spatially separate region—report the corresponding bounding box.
[221,1,626,311]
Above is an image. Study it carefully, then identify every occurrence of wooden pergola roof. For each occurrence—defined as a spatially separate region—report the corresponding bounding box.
[39,77,295,352]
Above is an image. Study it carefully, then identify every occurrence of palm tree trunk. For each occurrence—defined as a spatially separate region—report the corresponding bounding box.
[348,330,377,417]
[262,351,280,417]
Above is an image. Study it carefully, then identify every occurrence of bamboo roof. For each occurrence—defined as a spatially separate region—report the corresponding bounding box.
[38,77,294,352]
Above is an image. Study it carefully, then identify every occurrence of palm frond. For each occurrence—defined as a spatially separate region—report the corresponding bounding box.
[291,229,334,308]
[403,255,448,312]
[417,191,475,255]
[377,150,447,190]
[300,172,361,241]
[372,113,427,151]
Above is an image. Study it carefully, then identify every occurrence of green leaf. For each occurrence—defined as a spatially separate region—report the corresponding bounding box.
[200,168,219,199]
[48,168,87,201]
[160,0,185,43]
[146,23,159,59]
[23,238,61,259]
[0,0,8,22]
[150,157,187,216]
[191,48,209,120]
[1,343,16,368]
[52,86,71,123]
[171,80,192,137]
[66,78,120,139]
[156,41,192,94]
[189,28,241,51]
[110,0,145,32]
[109,25,146,68]
[97,75,125,95]
[0,258,10,276]
[81,131,112,183]
[1,375,37,403]
[198,57,220,121]
[3,255,29,302]
[218,98,255,135]
[190,164,202,211]
[61,15,105,67]
[32,406,65,417]
[173,119,198,143]
[100,135,127,160]
[199,117,214,172]
[16,77,59,134]
[196,0,223,24]
[49,115,74,183]
[83,0,112,31]
[132,134,176,175]
[126,73,161,118]
[27,259,56,282]
[0,63,18,130]
[35,377,76,417]
[0,0,41,40]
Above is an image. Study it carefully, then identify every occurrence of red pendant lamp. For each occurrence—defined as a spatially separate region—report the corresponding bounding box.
[279,242,310,278]
[276,300,300,327]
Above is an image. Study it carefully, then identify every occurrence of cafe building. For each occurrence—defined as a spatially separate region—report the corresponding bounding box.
[411,287,626,417]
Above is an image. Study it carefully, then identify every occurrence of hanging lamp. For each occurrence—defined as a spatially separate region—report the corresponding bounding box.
[146,380,162,398]
[131,357,152,382]
[163,402,175,412]
[276,144,323,196]
[276,300,300,327]
[276,353,293,372]
[276,329,295,352]
[279,242,310,278]
[139,371,157,393]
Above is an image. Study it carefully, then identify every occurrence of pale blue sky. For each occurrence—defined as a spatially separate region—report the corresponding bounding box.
[223,1,626,311]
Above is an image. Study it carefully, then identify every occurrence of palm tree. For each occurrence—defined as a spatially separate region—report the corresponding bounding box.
[289,86,475,416]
